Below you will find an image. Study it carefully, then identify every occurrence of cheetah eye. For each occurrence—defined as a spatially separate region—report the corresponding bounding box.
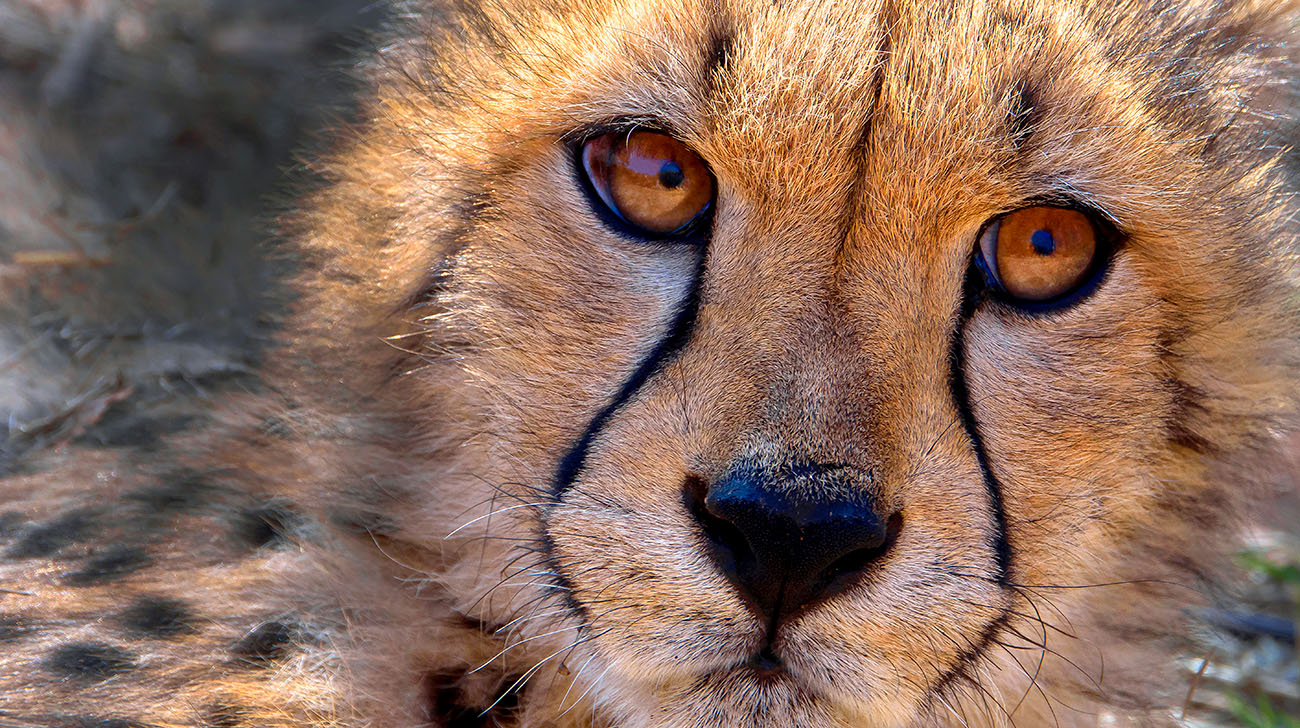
[579,130,714,238]
[975,206,1102,305]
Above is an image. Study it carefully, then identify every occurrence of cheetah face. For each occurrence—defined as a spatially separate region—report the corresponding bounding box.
[357,0,1297,725]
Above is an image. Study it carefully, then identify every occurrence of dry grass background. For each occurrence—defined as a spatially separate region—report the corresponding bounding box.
[0,1,1294,725]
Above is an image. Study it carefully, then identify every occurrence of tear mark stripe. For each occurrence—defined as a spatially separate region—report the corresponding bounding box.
[949,283,1013,584]
[552,246,708,497]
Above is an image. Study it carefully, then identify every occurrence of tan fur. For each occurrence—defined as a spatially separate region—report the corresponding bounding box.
[1,0,1298,726]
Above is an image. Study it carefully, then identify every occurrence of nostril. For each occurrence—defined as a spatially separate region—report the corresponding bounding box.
[683,475,754,576]
[821,511,903,589]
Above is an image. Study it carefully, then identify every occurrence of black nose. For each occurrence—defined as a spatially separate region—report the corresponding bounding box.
[685,464,900,625]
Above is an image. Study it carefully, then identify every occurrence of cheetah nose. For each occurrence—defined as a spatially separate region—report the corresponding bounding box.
[684,467,901,627]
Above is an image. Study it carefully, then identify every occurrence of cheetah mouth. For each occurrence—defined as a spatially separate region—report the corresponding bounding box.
[663,657,888,728]
[683,647,832,705]
[740,645,787,680]
[694,661,825,704]
[662,607,1013,720]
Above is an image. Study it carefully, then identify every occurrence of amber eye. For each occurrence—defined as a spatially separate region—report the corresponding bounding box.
[579,130,714,237]
[977,206,1100,303]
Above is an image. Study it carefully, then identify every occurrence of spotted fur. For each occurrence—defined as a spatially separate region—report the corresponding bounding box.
[2,0,1298,726]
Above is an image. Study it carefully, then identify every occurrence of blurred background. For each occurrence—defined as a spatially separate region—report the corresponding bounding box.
[0,1,1293,724]
[0,0,384,469]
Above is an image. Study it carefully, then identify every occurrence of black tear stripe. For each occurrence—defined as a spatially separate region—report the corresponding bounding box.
[926,611,1011,703]
[540,244,707,631]
[552,245,708,497]
[949,279,1013,585]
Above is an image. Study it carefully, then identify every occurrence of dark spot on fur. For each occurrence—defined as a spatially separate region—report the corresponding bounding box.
[1167,418,1214,454]
[1166,377,1217,454]
[120,597,196,638]
[1201,609,1297,645]
[7,509,98,559]
[42,717,144,728]
[324,268,364,284]
[58,717,144,728]
[0,511,24,538]
[423,672,522,727]
[126,470,217,515]
[63,545,151,586]
[232,621,297,666]
[256,415,294,440]
[328,508,397,537]
[201,704,245,728]
[702,19,734,94]
[406,258,460,318]
[0,614,35,642]
[77,400,199,449]
[454,610,508,636]
[45,642,135,681]
[1007,79,1040,148]
[1155,326,1182,356]
[234,503,297,549]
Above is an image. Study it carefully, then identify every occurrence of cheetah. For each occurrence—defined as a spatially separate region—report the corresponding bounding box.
[1,0,1297,726]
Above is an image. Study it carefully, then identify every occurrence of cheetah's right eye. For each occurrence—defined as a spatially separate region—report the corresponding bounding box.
[579,130,714,239]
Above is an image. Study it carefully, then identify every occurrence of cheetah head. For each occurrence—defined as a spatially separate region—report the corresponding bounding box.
[289,0,1299,725]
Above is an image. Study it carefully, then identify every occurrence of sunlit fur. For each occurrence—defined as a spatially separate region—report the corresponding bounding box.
[1,0,1297,726]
